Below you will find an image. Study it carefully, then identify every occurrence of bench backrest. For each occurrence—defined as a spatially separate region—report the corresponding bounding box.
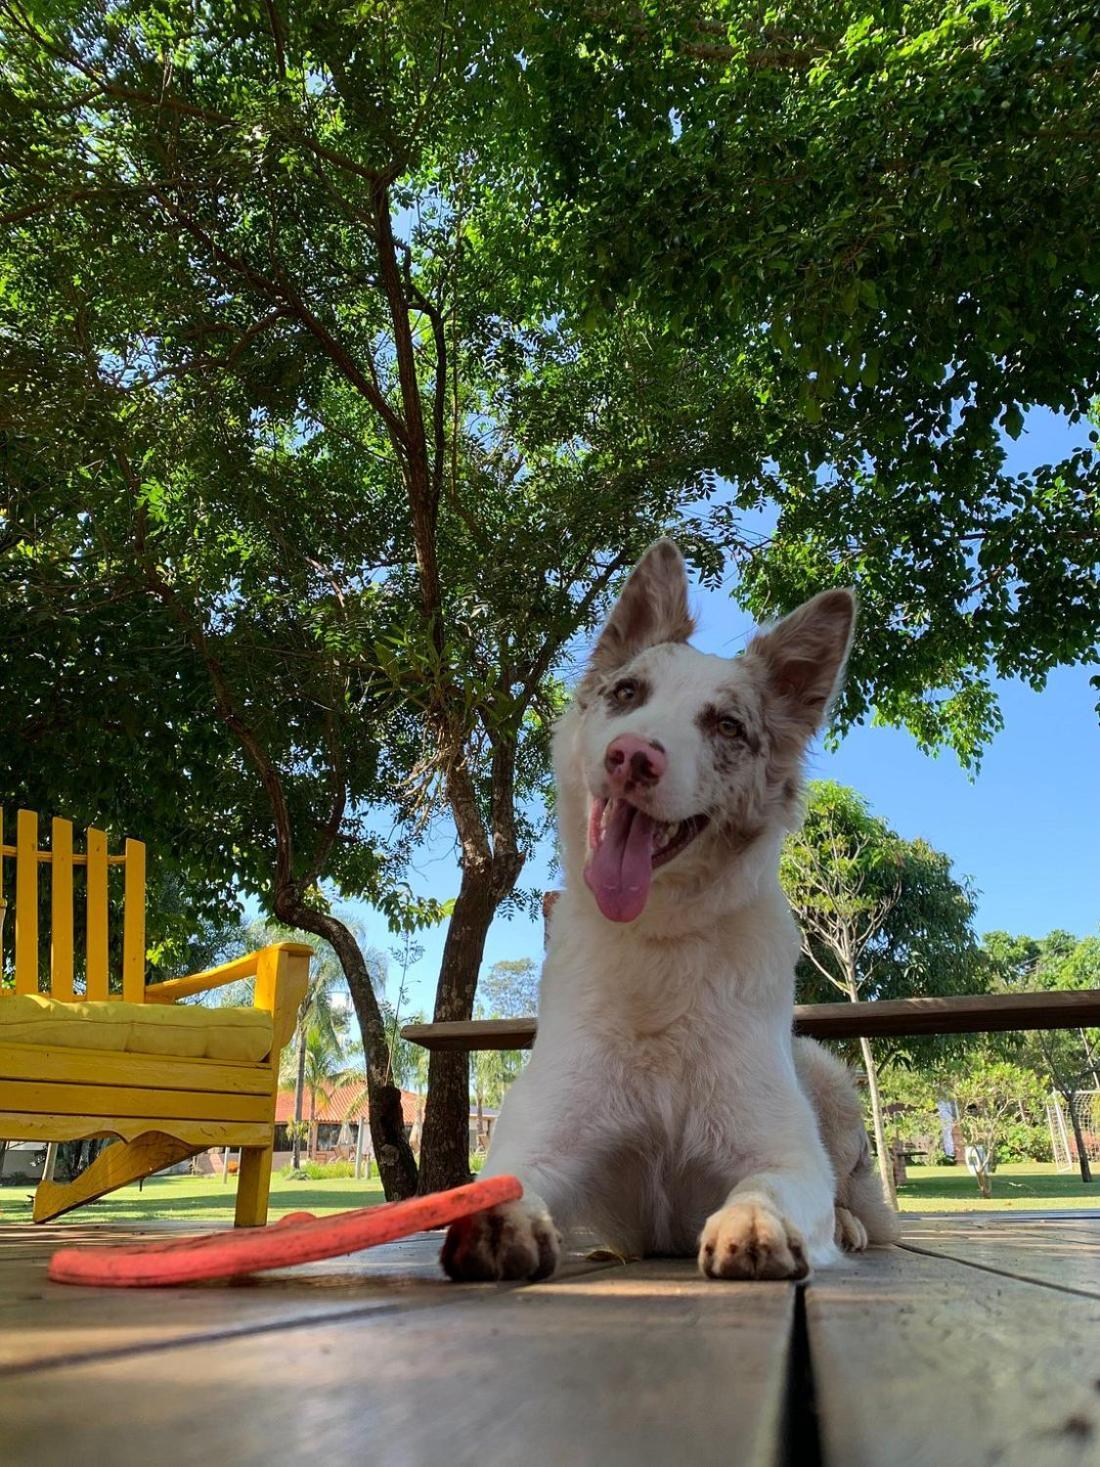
[0,809,146,1002]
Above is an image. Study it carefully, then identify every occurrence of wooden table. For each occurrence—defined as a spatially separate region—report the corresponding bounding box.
[3,1214,1099,1466]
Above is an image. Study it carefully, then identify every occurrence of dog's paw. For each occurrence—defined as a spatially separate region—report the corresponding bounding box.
[834,1205,869,1253]
[698,1200,809,1281]
[441,1201,561,1283]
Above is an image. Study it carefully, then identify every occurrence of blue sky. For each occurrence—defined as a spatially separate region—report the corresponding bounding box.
[355,409,1098,1015]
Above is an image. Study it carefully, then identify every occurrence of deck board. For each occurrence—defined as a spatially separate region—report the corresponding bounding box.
[0,1229,615,1374]
[4,1215,1100,1465]
[901,1214,1100,1298]
[809,1229,1100,1467]
[1,1250,794,1467]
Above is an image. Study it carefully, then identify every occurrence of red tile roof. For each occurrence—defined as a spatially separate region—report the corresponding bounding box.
[275,1084,422,1127]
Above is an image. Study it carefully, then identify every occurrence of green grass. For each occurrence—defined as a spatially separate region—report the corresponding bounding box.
[0,1170,386,1227]
[3,1161,1097,1228]
[898,1161,1100,1212]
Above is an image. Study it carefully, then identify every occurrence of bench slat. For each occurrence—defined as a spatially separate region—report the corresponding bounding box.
[0,1042,273,1096]
[51,817,75,1001]
[0,1077,272,1123]
[402,990,1100,1051]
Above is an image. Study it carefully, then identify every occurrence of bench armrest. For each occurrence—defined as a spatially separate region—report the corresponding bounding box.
[145,942,312,1057]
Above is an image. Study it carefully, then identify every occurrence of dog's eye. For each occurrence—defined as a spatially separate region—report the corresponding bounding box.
[717,716,744,740]
[612,680,639,706]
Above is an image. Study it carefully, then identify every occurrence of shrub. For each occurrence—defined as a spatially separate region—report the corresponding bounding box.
[278,1160,357,1180]
[469,1151,487,1174]
[995,1121,1053,1164]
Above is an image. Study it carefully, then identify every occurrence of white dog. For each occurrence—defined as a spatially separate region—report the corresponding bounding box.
[443,540,898,1283]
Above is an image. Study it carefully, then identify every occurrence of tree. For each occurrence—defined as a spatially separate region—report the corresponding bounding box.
[470,1044,526,1153]
[1,0,747,1192]
[478,959,540,1021]
[941,1049,1045,1198]
[298,1028,346,1160]
[782,781,984,1202]
[986,931,1100,1182]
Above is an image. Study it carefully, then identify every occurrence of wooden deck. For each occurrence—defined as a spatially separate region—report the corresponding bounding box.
[2,1214,1100,1465]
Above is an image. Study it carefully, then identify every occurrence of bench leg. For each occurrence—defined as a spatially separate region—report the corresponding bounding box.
[235,1144,273,1227]
[34,1134,202,1224]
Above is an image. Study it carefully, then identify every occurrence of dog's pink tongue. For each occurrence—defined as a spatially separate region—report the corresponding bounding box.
[584,801,656,923]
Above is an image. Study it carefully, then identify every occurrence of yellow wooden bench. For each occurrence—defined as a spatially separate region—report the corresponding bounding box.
[0,810,310,1226]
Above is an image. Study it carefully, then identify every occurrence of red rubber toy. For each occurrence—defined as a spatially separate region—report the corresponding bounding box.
[47,1174,522,1288]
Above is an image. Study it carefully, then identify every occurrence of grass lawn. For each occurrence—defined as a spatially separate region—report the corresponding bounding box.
[0,1170,386,1227]
[3,1160,1097,1227]
[898,1161,1100,1212]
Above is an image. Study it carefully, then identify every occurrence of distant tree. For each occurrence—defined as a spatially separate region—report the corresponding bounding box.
[986,931,1100,1182]
[782,781,984,1203]
[478,959,540,1021]
[470,1045,526,1154]
[941,1049,1045,1198]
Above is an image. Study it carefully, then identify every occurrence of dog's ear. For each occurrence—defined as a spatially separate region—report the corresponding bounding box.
[747,589,856,738]
[588,540,694,677]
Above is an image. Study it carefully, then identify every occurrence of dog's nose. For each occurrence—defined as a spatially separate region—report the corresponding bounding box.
[604,734,667,791]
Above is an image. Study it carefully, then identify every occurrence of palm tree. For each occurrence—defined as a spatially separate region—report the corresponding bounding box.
[300,1026,349,1157]
[280,965,346,1165]
[277,919,388,1166]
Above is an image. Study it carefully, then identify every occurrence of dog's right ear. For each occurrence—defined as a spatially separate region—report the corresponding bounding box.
[586,540,694,679]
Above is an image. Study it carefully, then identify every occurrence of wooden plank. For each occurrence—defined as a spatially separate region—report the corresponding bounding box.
[121,839,145,1003]
[14,810,39,995]
[0,1234,615,1374]
[808,1237,1100,1467]
[50,818,75,1001]
[0,1079,273,1124]
[0,1042,273,1096]
[0,1257,794,1467]
[0,809,5,979]
[84,827,109,1000]
[402,1016,537,1050]
[402,988,1100,1051]
[0,1112,273,1148]
[900,1215,1100,1299]
[32,1135,204,1224]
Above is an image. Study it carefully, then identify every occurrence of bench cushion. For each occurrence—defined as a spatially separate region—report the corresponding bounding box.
[0,994,273,1063]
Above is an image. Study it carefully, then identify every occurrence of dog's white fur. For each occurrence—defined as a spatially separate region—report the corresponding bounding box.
[442,541,898,1283]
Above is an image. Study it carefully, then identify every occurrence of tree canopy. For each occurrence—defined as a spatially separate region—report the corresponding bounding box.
[783,781,984,1012]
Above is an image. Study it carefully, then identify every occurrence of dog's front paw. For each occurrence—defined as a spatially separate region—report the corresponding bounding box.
[698,1200,809,1281]
[441,1201,561,1283]
[834,1205,869,1252]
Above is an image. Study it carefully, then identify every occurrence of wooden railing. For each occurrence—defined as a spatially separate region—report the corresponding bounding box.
[402,990,1100,1052]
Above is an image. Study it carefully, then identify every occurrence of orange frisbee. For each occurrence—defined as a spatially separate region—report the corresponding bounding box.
[47,1174,522,1288]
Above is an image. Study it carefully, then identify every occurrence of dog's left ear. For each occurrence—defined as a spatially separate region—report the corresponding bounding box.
[747,589,856,737]
[587,539,695,676]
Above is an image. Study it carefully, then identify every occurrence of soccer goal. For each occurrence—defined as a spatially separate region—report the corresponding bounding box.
[1046,1090,1100,1173]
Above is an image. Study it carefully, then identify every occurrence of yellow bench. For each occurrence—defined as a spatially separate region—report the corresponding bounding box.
[0,810,310,1226]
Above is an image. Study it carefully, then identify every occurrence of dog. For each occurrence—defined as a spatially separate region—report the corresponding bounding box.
[443,539,898,1283]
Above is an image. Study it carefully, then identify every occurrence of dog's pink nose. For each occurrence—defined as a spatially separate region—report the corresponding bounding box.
[604,734,667,791]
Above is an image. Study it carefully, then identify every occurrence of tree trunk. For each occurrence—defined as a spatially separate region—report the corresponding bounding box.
[858,1033,897,1207]
[275,899,418,1200]
[419,859,512,1193]
[308,1085,316,1160]
[1065,1091,1094,1184]
[846,973,896,1208]
[292,1029,307,1168]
